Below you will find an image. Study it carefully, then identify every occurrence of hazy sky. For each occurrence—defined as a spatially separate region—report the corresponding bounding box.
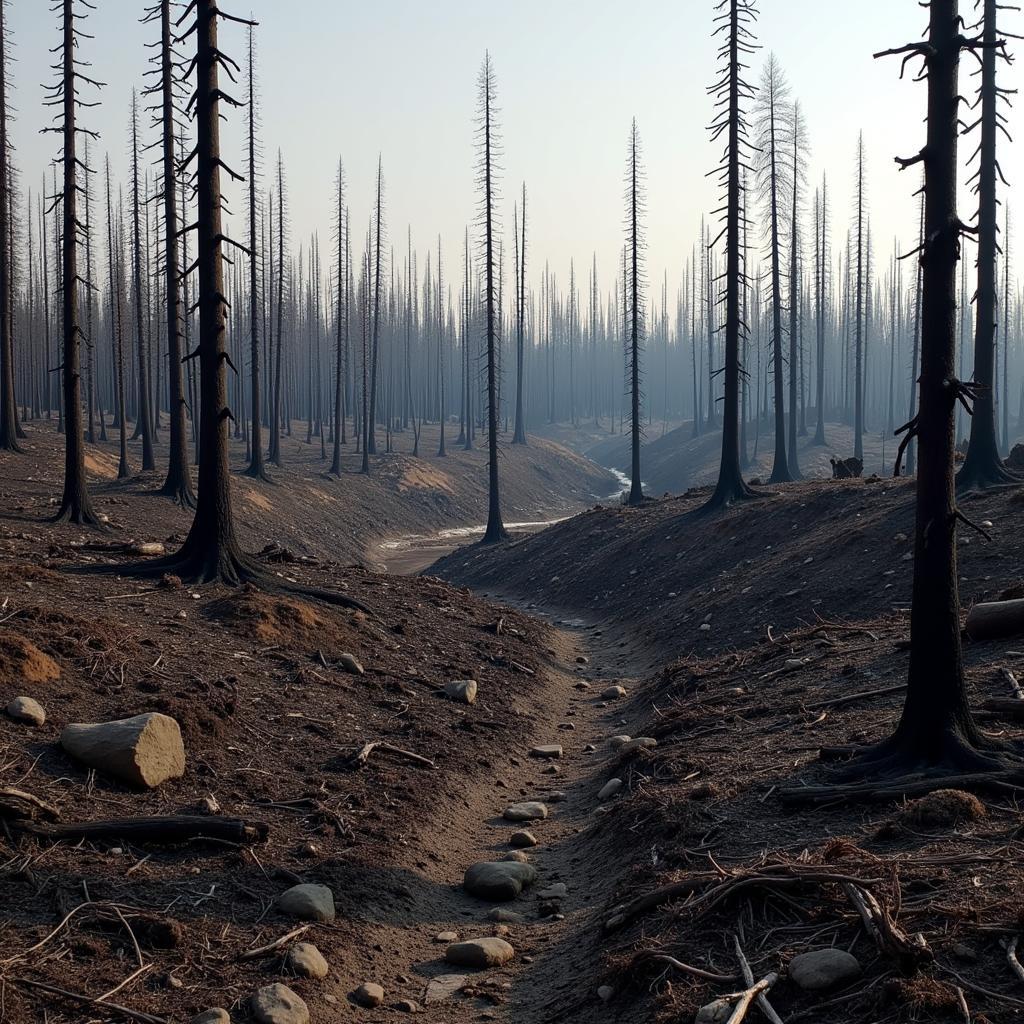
[8,1,1022,299]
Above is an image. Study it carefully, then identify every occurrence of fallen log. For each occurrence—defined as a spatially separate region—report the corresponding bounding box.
[19,815,268,845]
[966,599,1024,642]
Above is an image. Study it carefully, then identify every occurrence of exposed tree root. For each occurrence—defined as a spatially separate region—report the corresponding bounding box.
[955,458,1018,494]
[154,481,197,509]
[75,542,372,615]
[696,481,772,516]
[779,732,1024,804]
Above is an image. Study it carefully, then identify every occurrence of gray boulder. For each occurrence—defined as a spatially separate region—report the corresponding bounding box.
[464,860,538,901]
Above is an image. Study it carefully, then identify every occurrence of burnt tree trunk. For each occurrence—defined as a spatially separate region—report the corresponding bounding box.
[956,0,1015,490]
[154,0,194,503]
[480,55,506,543]
[0,0,19,454]
[243,26,268,483]
[130,93,155,470]
[54,0,100,525]
[703,0,758,511]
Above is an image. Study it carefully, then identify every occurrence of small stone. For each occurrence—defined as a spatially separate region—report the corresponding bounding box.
[695,998,733,1023]
[445,937,515,969]
[618,737,657,754]
[574,681,591,690]
[598,778,623,801]
[286,942,329,980]
[546,791,567,803]
[601,685,626,700]
[339,652,364,675]
[510,830,537,848]
[394,999,419,1013]
[276,883,335,922]
[464,860,538,901]
[609,735,631,749]
[530,744,562,759]
[434,931,460,943]
[6,696,45,727]
[503,801,548,822]
[353,982,385,1008]
[537,883,568,899]
[424,975,467,1004]
[189,1011,231,1024]
[198,794,221,815]
[597,985,615,1002]
[788,949,862,991]
[251,984,309,1024]
[583,743,596,752]
[487,908,526,923]
[129,541,166,556]
[699,623,712,632]
[445,679,478,704]
[576,655,589,664]
[543,765,559,775]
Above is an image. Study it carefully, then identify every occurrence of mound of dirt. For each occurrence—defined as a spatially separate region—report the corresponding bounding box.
[206,586,360,651]
[898,788,987,828]
[0,633,60,684]
[432,478,1024,668]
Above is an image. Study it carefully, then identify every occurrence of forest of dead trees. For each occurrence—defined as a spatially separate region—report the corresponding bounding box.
[0,0,1020,512]
[3,3,1024,1018]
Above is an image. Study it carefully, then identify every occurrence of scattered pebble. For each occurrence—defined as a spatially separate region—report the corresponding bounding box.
[445,679,477,704]
[788,949,862,991]
[276,883,336,922]
[598,778,623,801]
[445,937,515,969]
[251,983,310,1024]
[286,942,329,981]
[503,801,548,822]
[6,696,45,727]
[352,982,385,1008]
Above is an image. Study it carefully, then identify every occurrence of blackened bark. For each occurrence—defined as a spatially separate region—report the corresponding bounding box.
[54,0,100,525]
[130,93,155,471]
[155,0,195,503]
[703,0,759,511]
[481,56,506,543]
[957,0,1015,490]
[243,26,268,483]
[0,0,18,454]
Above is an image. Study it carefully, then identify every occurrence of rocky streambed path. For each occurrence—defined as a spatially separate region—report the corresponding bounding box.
[234,613,647,1024]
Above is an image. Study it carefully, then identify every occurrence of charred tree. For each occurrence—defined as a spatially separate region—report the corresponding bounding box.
[812,176,828,445]
[512,182,527,445]
[625,119,645,507]
[242,24,269,482]
[329,160,345,477]
[105,159,130,479]
[787,101,808,477]
[702,0,760,512]
[0,0,18,453]
[146,0,195,503]
[853,132,867,462]
[367,157,385,459]
[789,0,1024,800]
[46,0,103,525]
[129,92,155,470]
[268,153,285,467]
[479,54,506,543]
[756,55,793,485]
[957,0,1016,489]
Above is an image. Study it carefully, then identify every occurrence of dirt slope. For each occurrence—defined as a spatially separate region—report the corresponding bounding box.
[0,422,618,567]
[539,418,1024,496]
[431,477,1024,670]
